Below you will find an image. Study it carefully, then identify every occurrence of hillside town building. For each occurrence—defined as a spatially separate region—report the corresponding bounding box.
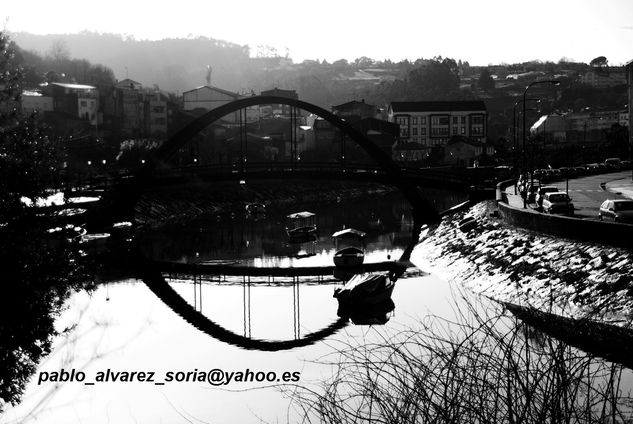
[388,101,487,146]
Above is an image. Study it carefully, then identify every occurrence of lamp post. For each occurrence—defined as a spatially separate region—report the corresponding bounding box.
[522,80,560,208]
[513,98,540,194]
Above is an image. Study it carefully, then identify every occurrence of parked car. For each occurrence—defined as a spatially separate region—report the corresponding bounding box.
[559,167,575,178]
[535,186,560,208]
[599,199,633,223]
[574,166,588,176]
[541,192,574,215]
[604,158,622,170]
[533,169,547,181]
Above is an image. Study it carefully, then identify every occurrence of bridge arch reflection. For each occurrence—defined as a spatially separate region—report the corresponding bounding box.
[140,264,349,351]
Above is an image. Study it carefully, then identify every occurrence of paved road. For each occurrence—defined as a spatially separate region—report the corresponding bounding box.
[506,170,633,219]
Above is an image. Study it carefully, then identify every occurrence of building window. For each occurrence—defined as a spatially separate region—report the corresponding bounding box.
[431,128,449,136]
[421,128,426,135]
[431,116,449,126]
[452,116,458,125]
[453,127,458,135]
[412,128,418,136]
[80,100,87,107]
[461,116,466,124]
[395,116,409,127]
[461,127,465,134]
[420,117,426,125]
[395,116,410,138]
[471,115,484,125]
[412,117,418,125]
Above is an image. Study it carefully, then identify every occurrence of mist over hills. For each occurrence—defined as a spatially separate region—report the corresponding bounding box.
[11,31,258,94]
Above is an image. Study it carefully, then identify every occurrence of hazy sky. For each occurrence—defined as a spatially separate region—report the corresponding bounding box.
[3,0,633,65]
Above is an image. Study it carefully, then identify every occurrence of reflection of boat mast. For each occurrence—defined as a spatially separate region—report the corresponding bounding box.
[293,277,300,339]
[193,273,202,312]
[243,276,251,338]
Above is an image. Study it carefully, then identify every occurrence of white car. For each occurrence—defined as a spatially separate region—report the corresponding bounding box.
[541,192,574,215]
[599,199,633,223]
[535,186,560,208]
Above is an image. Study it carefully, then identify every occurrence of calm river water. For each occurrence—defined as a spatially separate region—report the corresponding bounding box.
[1,189,631,423]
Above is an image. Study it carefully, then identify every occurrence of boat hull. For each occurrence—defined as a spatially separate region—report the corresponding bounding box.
[286,226,317,242]
[334,273,395,308]
[334,247,364,268]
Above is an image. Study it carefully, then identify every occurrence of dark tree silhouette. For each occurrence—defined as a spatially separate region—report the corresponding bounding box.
[0,31,93,412]
[478,69,495,90]
[589,56,608,68]
[406,58,460,100]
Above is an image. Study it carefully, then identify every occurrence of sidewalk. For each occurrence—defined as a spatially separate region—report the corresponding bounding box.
[502,171,633,220]
[605,176,633,200]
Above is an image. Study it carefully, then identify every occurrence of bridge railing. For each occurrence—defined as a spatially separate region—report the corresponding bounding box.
[151,161,388,179]
[60,161,500,194]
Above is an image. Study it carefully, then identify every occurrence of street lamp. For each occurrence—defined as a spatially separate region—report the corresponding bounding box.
[522,80,560,208]
[513,98,540,194]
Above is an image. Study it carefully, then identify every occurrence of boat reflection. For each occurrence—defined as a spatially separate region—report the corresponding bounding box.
[333,272,399,326]
[338,298,395,325]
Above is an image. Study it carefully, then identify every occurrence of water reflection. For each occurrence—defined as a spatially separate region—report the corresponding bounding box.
[140,265,349,351]
[289,289,633,423]
[128,191,428,350]
[0,214,93,413]
[504,302,633,370]
[137,192,421,267]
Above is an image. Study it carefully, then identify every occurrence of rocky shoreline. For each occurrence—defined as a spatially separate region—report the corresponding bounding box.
[412,201,633,326]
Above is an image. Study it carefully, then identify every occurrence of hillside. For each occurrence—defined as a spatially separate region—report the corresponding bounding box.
[11,31,254,94]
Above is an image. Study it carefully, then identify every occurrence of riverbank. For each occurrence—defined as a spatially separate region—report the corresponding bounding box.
[412,201,633,326]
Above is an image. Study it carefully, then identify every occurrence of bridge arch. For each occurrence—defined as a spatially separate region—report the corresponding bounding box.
[151,95,439,222]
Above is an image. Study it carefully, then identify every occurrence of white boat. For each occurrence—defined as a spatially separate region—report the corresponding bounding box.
[285,211,317,241]
[333,273,395,308]
[332,228,366,268]
[245,202,266,215]
[44,224,86,248]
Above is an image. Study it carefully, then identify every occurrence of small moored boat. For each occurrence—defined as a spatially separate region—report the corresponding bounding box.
[332,228,366,268]
[333,272,395,308]
[245,202,266,215]
[285,211,317,241]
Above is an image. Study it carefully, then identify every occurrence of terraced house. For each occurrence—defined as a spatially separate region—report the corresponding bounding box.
[388,100,487,146]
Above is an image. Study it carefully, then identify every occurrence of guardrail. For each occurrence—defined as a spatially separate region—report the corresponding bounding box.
[496,179,516,204]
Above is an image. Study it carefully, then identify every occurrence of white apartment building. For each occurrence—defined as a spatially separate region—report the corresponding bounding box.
[388,101,487,147]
